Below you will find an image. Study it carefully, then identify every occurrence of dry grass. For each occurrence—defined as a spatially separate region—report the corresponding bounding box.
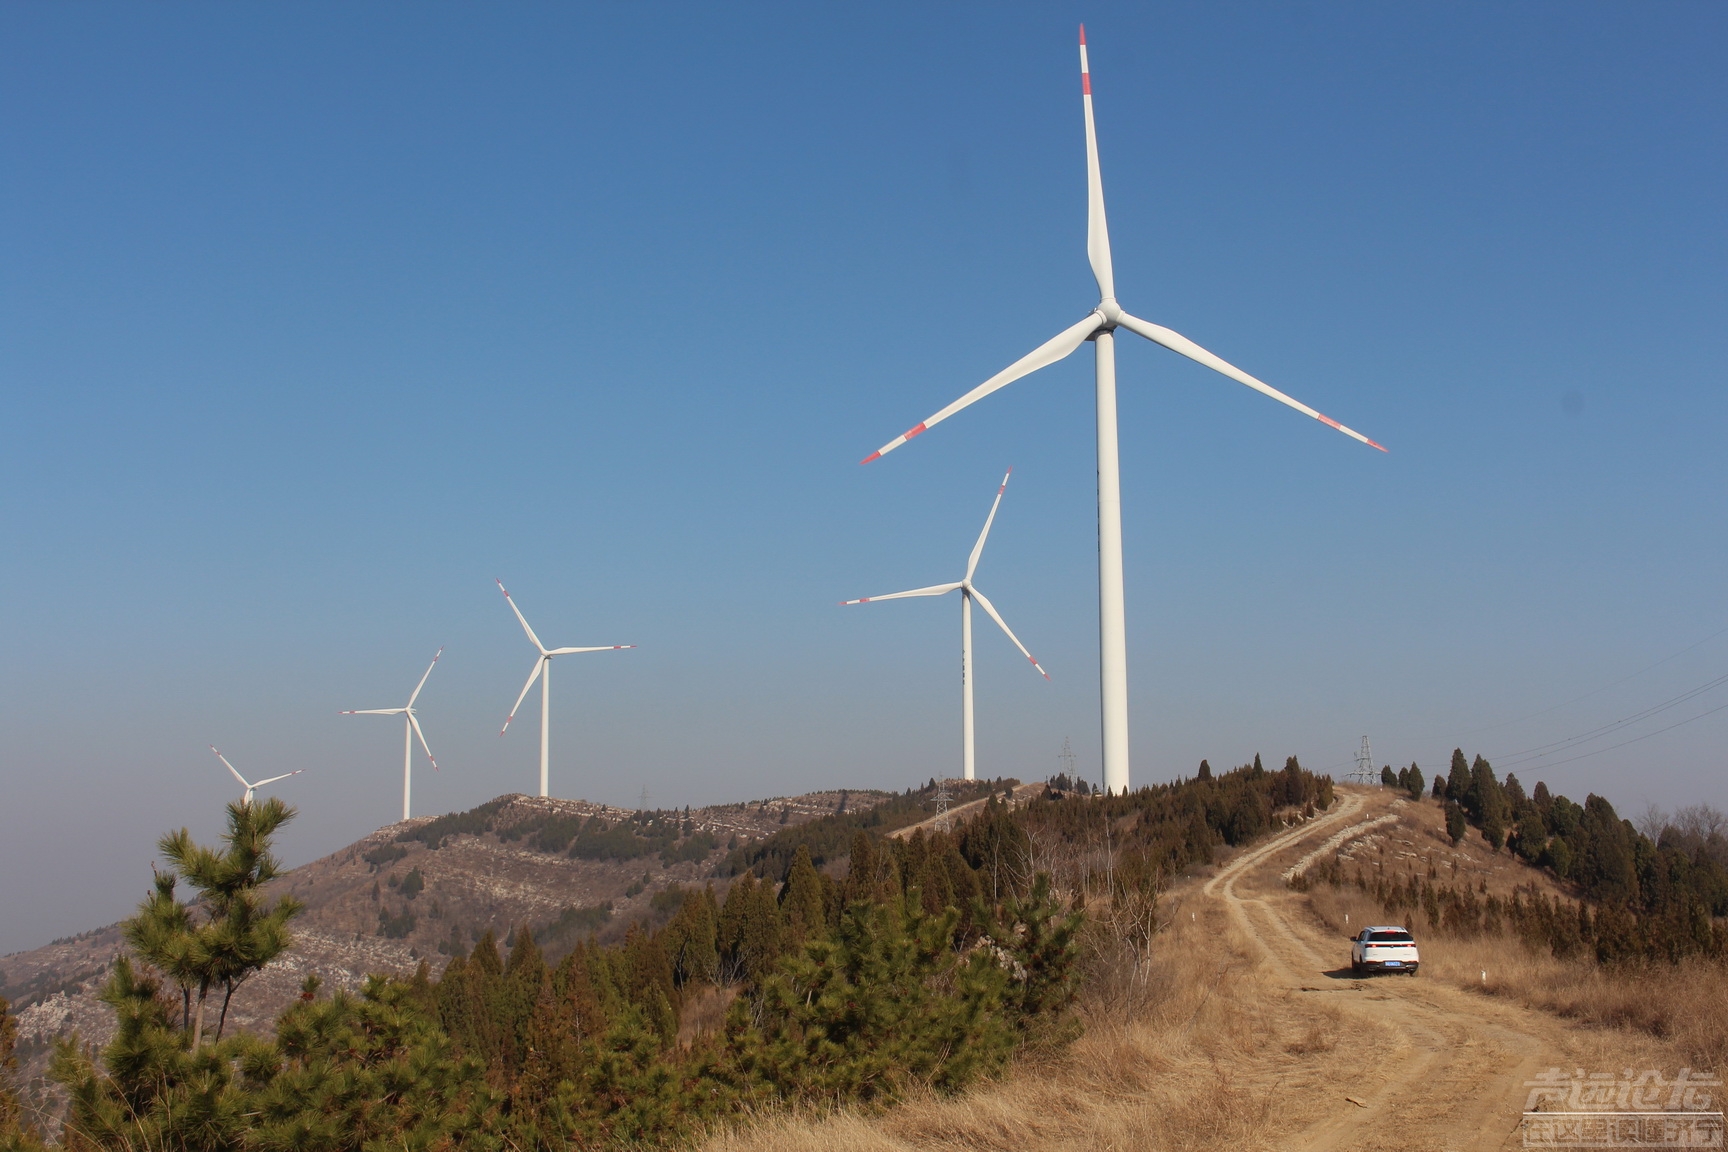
[697,902,1379,1152]
[678,984,739,1048]
[1304,885,1728,1073]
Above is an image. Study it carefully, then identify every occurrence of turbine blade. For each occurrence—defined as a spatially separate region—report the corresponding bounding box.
[1079,25,1114,300]
[546,645,635,655]
[252,770,303,788]
[1114,311,1387,452]
[340,708,406,716]
[965,468,1013,582]
[839,581,964,606]
[862,314,1104,463]
[406,646,444,707]
[210,745,250,789]
[497,579,548,653]
[408,713,438,771]
[969,587,1051,680]
[501,658,545,736]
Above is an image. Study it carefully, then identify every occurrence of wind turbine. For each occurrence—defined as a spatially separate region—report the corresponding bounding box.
[496,579,634,799]
[340,648,442,822]
[861,27,1383,795]
[209,745,301,807]
[842,468,1048,782]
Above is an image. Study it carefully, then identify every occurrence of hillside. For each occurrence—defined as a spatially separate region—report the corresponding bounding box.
[700,785,1710,1152]
[0,786,899,1104]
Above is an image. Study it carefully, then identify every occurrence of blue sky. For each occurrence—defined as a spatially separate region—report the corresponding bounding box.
[2,2,1725,952]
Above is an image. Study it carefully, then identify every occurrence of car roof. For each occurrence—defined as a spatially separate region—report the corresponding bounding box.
[1367,926,1411,933]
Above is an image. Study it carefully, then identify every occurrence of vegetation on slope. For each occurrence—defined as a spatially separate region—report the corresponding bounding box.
[1296,748,1728,964]
[721,777,1016,882]
[36,755,1346,1149]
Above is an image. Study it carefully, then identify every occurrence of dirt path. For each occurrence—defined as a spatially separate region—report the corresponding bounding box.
[1200,794,1579,1151]
[888,782,1046,840]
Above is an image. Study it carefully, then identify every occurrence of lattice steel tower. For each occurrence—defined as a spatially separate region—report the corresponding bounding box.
[1351,736,1377,784]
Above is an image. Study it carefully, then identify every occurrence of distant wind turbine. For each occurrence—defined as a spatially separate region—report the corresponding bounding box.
[842,468,1048,782]
[209,745,301,807]
[496,579,634,799]
[862,28,1383,794]
[340,647,442,822]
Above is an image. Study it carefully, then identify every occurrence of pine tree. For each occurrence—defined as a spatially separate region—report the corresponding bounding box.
[662,888,720,987]
[717,873,757,982]
[977,872,1084,1025]
[1468,756,1509,848]
[1405,763,1425,800]
[124,797,303,1047]
[727,893,1013,1105]
[739,876,786,985]
[779,846,826,942]
[1515,810,1548,862]
[1446,749,1470,802]
[1381,765,1398,787]
[621,924,678,1043]
[1446,802,1467,845]
[842,831,879,905]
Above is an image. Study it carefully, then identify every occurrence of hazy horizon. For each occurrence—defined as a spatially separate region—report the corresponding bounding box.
[3,2,1725,955]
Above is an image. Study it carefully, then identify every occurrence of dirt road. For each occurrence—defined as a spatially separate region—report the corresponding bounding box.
[887,782,1045,840]
[1201,792,1612,1151]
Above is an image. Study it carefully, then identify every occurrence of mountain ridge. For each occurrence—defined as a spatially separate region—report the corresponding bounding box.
[0,785,911,1112]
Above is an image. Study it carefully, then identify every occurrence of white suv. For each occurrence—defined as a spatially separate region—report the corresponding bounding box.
[1351,926,1420,976]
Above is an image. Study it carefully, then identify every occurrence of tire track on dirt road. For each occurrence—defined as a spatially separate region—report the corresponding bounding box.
[1202,794,1563,1151]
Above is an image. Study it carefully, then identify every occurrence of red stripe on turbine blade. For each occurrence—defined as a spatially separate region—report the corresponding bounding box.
[1317,413,1342,430]
[860,450,882,465]
[1079,23,1086,46]
[1367,438,1389,453]
[1082,73,1091,95]
[903,422,928,440]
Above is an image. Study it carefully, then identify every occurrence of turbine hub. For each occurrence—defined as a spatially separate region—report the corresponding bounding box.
[1096,297,1123,326]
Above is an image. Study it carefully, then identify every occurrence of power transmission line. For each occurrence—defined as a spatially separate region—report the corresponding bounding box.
[1498,696,1728,774]
[1492,666,1728,769]
[1473,620,1728,736]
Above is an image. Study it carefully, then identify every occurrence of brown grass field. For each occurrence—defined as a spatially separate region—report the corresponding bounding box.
[699,787,1723,1152]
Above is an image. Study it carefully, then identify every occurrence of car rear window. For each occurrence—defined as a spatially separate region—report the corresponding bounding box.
[1369,931,1414,942]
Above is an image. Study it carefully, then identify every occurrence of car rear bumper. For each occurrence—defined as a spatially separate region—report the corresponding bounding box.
[1360,960,1418,972]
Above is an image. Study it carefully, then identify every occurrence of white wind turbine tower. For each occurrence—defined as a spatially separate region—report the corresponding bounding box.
[496,579,634,799]
[340,647,442,822]
[862,27,1384,795]
[209,745,301,807]
[842,468,1048,782]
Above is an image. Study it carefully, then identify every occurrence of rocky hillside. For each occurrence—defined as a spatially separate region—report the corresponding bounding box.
[0,786,892,1112]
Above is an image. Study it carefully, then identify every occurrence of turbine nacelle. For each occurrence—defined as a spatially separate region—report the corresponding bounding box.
[209,745,302,807]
